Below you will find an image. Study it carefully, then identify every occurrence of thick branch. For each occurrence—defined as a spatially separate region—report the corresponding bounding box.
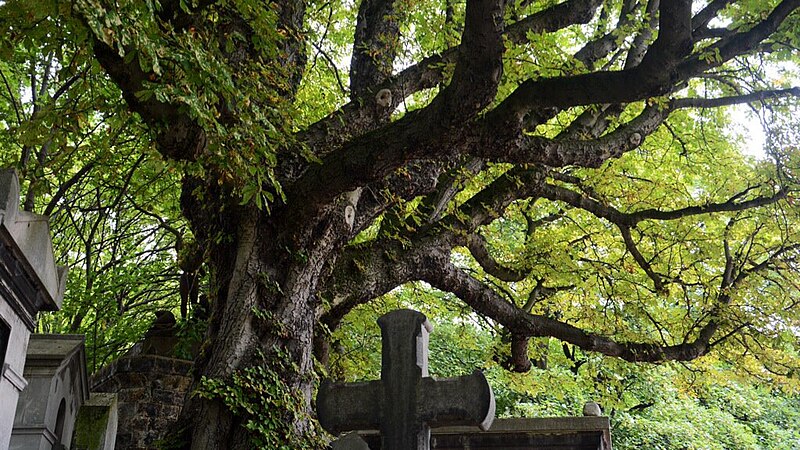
[623,0,659,68]
[490,1,800,130]
[679,0,800,76]
[673,87,800,108]
[350,161,445,236]
[540,182,788,227]
[620,225,665,292]
[467,233,528,282]
[321,168,547,324]
[489,1,693,123]
[93,43,207,161]
[298,0,604,156]
[422,260,716,362]
[692,0,735,34]
[573,0,640,69]
[639,0,693,69]
[506,0,603,45]
[420,157,485,224]
[508,335,533,372]
[479,105,667,168]
[441,0,505,119]
[320,239,453,329]
[350,0,405,97]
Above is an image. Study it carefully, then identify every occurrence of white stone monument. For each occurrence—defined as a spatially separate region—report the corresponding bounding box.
[0,169,67,449]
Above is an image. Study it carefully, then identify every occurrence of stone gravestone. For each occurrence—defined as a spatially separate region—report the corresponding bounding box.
[317,309,495,450]
[125,310,180,357]
[11,334,89,450]
[0,169,67,449]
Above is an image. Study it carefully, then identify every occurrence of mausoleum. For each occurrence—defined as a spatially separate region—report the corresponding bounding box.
[11,334,88,450]
[0,169,67,449]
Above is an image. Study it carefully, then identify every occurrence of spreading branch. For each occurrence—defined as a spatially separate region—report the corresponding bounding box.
[422,259,716,363]
[350,0,405,97]
[467,233,528,282]
[539,182,788,228]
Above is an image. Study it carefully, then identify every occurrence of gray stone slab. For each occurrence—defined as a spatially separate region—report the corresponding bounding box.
[0,299,30,449]
[0,169,67,311]
[360,417,613,450]
[0,169,66,450]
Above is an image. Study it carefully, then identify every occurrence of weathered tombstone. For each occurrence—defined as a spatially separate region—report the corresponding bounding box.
[0,169,67,449]
[71,392,119,450]
[318,309,495,450]
[11,334,89,450]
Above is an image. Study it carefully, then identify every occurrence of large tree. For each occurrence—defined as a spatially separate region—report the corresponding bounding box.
[5,0,800,448]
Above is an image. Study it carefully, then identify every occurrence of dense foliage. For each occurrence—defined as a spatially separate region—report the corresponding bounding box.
[0,1,190,369]
[2,0,800,448]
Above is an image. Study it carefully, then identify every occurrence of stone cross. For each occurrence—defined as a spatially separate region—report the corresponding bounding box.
[317,309,495,450]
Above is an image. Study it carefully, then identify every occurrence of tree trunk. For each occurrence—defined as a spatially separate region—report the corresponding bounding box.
[176,177,334,449]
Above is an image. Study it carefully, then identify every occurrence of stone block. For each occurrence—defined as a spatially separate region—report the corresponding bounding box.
[127,357,156,373]
[0,169,67,311]
[87,352,193,449]
[152,388,181,404]
[72,393,118,450]
[118,387,147,403]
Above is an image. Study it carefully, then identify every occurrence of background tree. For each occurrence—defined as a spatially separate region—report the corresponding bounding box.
[4,0,800,449]
[0,3,191,370]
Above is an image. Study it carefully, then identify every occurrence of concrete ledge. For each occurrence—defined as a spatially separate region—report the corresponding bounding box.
[91,355,192,391]
[72,393,118,450]
[357,417,613,450]
[1,363,27,391]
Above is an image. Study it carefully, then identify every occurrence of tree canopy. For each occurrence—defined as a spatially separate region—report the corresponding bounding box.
[3,0,800,448]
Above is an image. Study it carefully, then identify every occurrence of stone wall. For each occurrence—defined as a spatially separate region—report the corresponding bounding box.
[91,355,192,450]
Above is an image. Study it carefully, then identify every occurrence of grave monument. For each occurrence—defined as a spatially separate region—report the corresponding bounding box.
[319,308,613,450]
[0,169,67,449]
[317,309,496,450]
[11,334,89,450]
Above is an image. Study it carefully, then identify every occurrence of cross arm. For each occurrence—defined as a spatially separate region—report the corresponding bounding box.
[317,380,383,434]
[419,370,496,431]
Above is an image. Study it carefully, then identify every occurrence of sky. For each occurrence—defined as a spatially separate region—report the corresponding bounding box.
[730,105,767,160]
